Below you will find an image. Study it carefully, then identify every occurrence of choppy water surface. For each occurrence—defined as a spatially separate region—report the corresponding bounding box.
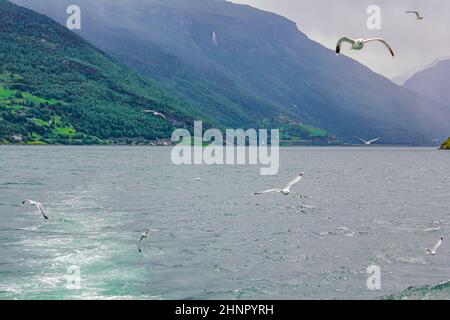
[0,146,449,300]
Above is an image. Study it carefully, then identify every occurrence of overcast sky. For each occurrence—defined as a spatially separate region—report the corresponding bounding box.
[232,0,450,80]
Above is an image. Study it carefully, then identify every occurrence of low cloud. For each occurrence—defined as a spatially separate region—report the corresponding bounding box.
[232,0,450,79]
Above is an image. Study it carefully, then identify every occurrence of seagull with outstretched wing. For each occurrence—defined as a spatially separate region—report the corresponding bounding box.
[138,230,150,253]
[336,37,395,58]
[405,11,424,20]
[254,173,304,196]
[427,237,443,255]
[143,110,167,119]
[22,200,48,220]
[357,137,381,145]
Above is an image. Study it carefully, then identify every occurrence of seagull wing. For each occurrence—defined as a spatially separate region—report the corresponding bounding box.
[405,11,421,18]
[36,203,48,219]
[23,200,48,219]
[363,38,395,58]
[431,239,443,253]
[138,230,150,252]
[138,236,144,253]
[368,137,381,144]
[336,37,355,55]
[145,110,166,119]
[253,189,281,195]
[357,137,368,144]
[283,175,303,191]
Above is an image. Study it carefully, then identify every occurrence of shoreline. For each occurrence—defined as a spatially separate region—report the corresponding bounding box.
[0,143,442,148]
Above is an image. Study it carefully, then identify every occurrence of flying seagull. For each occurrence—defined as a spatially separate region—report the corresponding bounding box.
[427,237,443,255]
[336,37,395,58]
[357,137,381,145]
[405,11,424,20]
[138,230,150,253]
[22,200,48,220]
[143,110,167,119]
[212,31,218,46]
[254,173,304,195]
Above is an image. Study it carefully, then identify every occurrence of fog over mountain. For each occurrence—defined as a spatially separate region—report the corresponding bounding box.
[404,59,450,107]
[233,0,450,80]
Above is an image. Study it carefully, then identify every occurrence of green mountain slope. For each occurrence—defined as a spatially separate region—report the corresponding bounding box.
[0,0,208,144]
[1,0,336,145]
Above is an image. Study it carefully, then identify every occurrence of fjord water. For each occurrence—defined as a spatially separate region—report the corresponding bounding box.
[0,146,449,300]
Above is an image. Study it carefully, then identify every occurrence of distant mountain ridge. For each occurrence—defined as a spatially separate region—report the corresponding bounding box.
[391,56,450,85]
[404,58,450,107]
[10,0,450,144]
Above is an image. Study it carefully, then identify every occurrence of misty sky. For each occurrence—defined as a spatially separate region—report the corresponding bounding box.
[232,0,450,80]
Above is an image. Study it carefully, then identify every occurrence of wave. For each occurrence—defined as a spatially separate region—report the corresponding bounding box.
[0,182,45,186]
[385,280,450,300]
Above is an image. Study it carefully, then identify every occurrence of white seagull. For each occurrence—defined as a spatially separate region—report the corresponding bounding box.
[427,237,443,256]
[22,200,48,220]
[212,31,218,46]
[336,37,395,58]
[357,137,381,145]
[144,110,167,119]
[138,230,150,253]
[254,173,304,196]
[405,11,424,20]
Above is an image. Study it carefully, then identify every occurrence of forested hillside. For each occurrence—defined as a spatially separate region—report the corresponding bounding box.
[0,0,206,144]
[1,0,338,145]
